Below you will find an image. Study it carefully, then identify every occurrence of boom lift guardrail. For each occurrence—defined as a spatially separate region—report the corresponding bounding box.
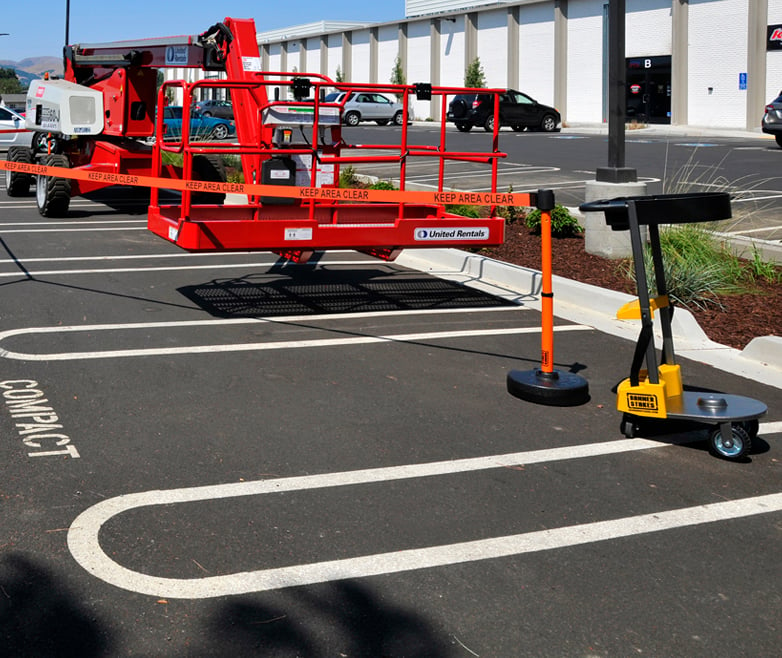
[6,17,533,262]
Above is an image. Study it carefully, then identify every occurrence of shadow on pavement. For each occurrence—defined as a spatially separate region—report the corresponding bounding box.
[0,553,112,657]
[189,581,454,657]
[179,265,514,318]
[0,554,455,657]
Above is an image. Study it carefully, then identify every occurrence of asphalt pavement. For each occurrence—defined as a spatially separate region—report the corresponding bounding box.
[0,153,780,656]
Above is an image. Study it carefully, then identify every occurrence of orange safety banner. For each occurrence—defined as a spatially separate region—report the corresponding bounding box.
[0,158,534,208]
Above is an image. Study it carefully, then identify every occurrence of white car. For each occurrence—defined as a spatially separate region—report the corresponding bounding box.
[328,92,404,126]
[0,106,33,147]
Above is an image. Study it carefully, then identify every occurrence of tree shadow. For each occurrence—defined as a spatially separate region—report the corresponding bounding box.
[0,553,112,657]
[190,580,455,657]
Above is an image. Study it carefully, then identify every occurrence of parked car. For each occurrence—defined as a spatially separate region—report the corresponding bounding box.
[447,90,560,133]
[162,106,235,140]
[194,99,234,120]
[0,105,33,147]
[327,92,405,126]
[761,93,782,147]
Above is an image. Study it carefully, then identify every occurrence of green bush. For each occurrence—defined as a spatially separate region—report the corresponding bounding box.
[496,186,527,224]
[621,224,758,311]
[369,180,396,190]
[445,204,483,218]
[746,245,782,283]
[338,165,360,188]
[222,155,244,183]
[525,204,583,237]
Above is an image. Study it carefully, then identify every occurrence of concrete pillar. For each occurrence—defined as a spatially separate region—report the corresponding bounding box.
[553,0,568,121]
[746,0,768,130]
[507,7,519,89]
[465,13,478,73]
[583,180,648,259]
[342,32,352,81]
[430,20,441,121]
[370,27,378,84]
[671,0,688,125]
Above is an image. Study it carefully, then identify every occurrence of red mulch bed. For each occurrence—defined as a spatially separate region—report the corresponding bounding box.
[483,225,782,351]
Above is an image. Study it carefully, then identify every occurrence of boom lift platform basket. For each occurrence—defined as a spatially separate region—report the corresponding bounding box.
[5,17,531,263]
[580,193,767,460]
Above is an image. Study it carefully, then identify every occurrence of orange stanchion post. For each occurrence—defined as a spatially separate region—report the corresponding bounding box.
[507,189,589,406]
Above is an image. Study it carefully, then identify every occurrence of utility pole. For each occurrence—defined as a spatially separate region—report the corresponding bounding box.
[596,0,636,184]
[582,0,646,258]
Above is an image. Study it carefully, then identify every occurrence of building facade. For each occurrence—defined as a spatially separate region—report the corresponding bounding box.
[191,1,782,131]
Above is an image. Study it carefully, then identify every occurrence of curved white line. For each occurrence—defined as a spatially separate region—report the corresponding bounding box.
[0,307,553,361]
[0,324,589,361]
[66,445,782,599]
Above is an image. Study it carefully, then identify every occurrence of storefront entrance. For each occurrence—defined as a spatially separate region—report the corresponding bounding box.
[626,55,671,124]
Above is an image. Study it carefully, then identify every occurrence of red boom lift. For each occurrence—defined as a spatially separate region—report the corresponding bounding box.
[6,17,522,263]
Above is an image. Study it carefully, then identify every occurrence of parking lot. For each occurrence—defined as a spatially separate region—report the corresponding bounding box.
[0,184,780,656]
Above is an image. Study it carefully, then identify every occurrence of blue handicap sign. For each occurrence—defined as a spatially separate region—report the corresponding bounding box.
[739,72,747,90]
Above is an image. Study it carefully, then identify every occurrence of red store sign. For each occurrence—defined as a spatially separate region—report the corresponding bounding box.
[768,24,782,50]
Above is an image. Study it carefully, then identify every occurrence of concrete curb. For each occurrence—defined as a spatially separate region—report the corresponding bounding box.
[396,248,782,390]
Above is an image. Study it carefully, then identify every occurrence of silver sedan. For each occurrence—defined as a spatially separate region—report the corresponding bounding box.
[0,105,33,148]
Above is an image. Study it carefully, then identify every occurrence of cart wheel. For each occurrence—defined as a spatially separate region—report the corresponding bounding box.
[621,414,640,438]
[36,154,71,217]
[709,424,751,460]
[738,419,759,439]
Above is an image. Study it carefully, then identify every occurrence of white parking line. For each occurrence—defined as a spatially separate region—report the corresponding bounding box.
[0,219,146,226]
[0,316,581,360]
[0,226,148,233]
[0,258,388,278]
[0,251,263,264]
[67,439,782,598]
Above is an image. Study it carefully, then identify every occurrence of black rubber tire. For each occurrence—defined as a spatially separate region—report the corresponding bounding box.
[709,424,751,460]
[344,111,360,126]
[393,111,404,126]
[738,418,760,439]
[483,115,497,132]
[32,131,54,154]
[5,146,34,197]
[620,414,641,438]
[540,114,558,132]
[210,124,229,140]
[776,134,782,148]
[455,122,472,132]
[201,111,213,117]
[36,154,71,217]
[375,119,389,126]
[191,154,227,204]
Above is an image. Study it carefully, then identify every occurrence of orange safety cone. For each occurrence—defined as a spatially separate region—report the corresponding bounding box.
[507,189,589,406]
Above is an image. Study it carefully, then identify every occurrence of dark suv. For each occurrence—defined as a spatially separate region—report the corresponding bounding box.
[447,89,560,133]
[762,93,782,147]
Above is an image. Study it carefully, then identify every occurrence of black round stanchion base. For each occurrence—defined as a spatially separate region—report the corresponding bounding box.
[507,369,590,407]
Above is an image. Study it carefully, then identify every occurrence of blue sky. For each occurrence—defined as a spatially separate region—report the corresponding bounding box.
[2,2,403,61]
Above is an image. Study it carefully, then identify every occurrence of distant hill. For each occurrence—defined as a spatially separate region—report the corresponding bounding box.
[0,56,64,88]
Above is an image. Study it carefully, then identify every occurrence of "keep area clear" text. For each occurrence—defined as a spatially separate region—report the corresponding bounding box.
[1,380,79,458]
